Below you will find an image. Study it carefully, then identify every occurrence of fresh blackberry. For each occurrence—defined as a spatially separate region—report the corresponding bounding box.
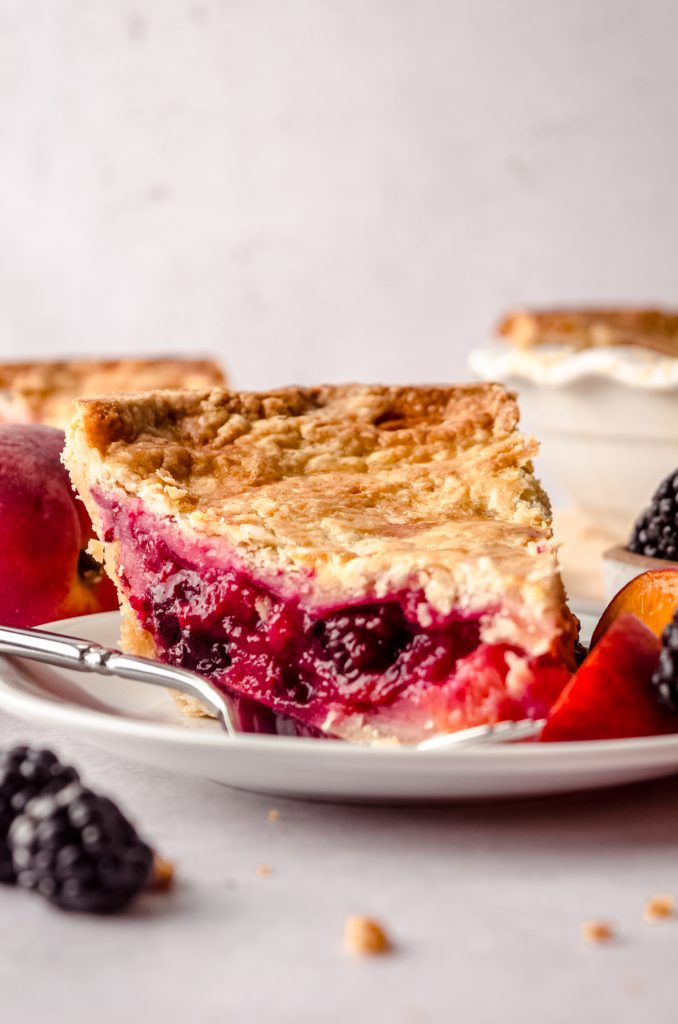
[10,782,154,913]
[651,610,678,713]
[629,469,678,561]
[0,746,78,883]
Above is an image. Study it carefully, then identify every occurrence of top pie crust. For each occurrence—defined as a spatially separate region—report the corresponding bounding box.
[64,383,577,660]
[499,308,678,357]
[0,358,226,430]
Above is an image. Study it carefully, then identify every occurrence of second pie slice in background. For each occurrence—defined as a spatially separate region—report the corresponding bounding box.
[0,357,226,430]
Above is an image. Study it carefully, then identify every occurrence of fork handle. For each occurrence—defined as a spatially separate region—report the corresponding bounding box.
[0,625,95,668]
[0,625,237,736]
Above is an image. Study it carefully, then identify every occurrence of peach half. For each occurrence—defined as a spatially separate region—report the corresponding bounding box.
[0,424,118,627]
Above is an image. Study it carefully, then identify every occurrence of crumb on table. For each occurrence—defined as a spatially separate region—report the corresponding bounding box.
[643,894,675,921]
[149,854,175,892]
[580,920,614,944]
[256,864,273,878]
[343,915,391,955]
[267,809,279,823]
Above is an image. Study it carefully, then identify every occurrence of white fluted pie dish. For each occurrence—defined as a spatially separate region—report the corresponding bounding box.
[470,344,678,530]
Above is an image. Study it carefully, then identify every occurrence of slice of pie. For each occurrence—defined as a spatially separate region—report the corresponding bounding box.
[0,358,225,430]
[63,383,578,744]
[499,307,678,358]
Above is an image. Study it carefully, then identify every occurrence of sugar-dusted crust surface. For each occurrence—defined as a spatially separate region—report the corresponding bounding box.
[0,357,226,430]
[499,308,678,357]
[65,383,578,662]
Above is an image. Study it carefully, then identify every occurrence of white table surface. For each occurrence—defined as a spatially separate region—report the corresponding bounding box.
[2,712,678,1024]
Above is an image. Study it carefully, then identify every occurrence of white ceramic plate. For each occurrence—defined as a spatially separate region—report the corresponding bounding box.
[0,609,677,803]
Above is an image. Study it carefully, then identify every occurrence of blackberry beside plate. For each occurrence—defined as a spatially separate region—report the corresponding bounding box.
[10,781,154,914]
[0,746,78,883]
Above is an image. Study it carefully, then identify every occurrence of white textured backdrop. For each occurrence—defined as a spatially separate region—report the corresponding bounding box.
[0,0,677,388]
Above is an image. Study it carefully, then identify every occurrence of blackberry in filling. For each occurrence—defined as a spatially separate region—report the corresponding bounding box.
[314,606,410,677]
[99,495,569,739]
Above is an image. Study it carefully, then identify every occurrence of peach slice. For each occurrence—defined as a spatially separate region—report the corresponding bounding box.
[542,613,674,742]
[590,568,678,649]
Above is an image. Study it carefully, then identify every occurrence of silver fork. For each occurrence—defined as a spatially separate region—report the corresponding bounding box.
[415,719,545,750]
[0,624,238,736]
[0,625,546,749]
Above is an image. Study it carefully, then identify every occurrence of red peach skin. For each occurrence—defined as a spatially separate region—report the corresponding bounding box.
[541,613,677,742]
[0,425,118,627]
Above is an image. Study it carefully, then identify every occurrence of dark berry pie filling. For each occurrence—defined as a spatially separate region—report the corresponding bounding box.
[96,492,571,742]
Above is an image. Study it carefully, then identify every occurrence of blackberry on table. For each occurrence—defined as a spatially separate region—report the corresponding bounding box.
[629,469,678,561]
[0,746,78,883]
[10,781,154,914]
[651,610,678,713]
